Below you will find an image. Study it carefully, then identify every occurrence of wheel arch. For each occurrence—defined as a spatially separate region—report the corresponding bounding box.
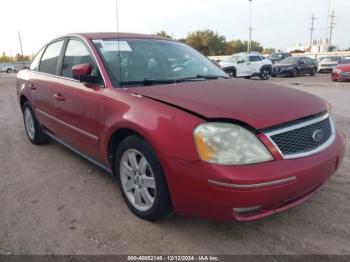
[20,95,28,111]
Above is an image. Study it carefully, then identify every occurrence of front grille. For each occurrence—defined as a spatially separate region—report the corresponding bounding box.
[267,115,334,158]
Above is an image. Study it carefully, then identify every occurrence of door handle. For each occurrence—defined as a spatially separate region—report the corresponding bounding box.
[54,93,65,102]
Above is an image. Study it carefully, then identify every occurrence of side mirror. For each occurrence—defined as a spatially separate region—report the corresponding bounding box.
[71,63,99,84]
[299,60,305,65]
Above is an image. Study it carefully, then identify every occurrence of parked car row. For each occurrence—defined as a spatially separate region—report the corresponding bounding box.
[0,62,31,73]
[218,52,318,80]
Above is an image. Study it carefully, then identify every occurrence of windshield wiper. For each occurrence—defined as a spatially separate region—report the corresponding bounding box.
[120,79,177,86]
[177,74,230,81]
[119,75,229,87]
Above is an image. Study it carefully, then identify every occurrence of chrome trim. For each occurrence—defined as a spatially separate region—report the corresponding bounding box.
[36,108,99,142]
[44,130,112,174]
[208,176,297,189]
[264,113,336,160]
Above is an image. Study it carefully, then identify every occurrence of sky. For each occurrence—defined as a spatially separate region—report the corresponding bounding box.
[0,0,349,56]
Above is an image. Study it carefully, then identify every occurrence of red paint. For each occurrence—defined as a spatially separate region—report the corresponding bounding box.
[332,63,350,81]
[16,33,346,222]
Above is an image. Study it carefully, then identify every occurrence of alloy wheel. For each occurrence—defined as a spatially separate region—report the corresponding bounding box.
[119,149,156,212]
[24,107,35,140]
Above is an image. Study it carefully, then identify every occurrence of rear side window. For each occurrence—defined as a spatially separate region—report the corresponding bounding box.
[249,56,262,62]
[61,39,94,78]
[29,48,45,71]
[39,40,64,75]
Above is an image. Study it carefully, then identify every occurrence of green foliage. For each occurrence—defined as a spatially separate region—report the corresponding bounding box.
[155,31,172,39]
[162,29,266,55]
[185,30,227,56]
[263,48,276,54]
[0,52,31,63]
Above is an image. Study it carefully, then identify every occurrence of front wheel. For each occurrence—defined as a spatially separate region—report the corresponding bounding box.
[115,136,172,221]
[260,68,271,80]
[311,68,316,76]
[6,68,12,73]
[22,102,50,145]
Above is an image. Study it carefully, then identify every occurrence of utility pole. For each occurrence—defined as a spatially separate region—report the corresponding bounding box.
[247,0,253,52]
[18,31,24,57]
[309,13,317,49]
[328,10,336,46]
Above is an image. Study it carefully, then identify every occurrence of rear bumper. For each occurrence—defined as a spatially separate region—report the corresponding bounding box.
[160,132,345,222]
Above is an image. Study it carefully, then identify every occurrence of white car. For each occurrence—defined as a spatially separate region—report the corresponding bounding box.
[0,63,15,73]
[219,53,273,80]
[317,56,341,73]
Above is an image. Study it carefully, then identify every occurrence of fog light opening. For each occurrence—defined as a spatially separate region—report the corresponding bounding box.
[233,206,262,214]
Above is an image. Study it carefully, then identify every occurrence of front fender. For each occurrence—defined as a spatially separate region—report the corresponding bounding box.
[99,88,204,165]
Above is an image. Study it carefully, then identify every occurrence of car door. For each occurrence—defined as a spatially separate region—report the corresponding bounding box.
[236,55,252,77]
[52,38,105,162]
[249,55,263,74]
[30,40,65,133]
[298,58,309,74]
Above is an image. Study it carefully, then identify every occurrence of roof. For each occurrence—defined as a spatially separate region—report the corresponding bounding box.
[77,32,163,40]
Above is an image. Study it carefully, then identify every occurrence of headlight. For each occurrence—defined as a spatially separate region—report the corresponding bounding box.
[193,123,273,165]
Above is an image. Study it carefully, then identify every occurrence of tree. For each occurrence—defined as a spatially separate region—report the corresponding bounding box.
[263,48,276,54]
[155,31,172,39]
[222,40,264,55]
[185,30,227,56]
[14,53,31,62]
[0,52,11,63]
[344,47,350,51]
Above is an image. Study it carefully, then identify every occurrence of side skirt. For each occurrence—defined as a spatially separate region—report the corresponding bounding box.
[44,130,113,175]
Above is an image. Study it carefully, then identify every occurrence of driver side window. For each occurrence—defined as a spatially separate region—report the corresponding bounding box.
[61,39,101,81]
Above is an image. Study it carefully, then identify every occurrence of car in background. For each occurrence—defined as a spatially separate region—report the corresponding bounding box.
[272,56,317,77]
[332,57,350,81]
[317,56,342,73]
[0,63,15,73]
[268,52,291,64]
[219,52,272,80]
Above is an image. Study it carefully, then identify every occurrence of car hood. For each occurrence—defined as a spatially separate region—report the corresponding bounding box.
[128,79,328,129]
[219,61,236,68]
[336,64,350,71]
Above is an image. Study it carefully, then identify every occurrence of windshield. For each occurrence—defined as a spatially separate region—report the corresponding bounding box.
[339,57,350,64]
[279,57,299,64]
[320,57,340,62]
[93,39,228,86]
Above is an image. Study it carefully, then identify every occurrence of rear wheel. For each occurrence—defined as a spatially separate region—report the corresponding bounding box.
[225,69,236,78]
[260,68,271,80]
[22,102,50,145]
[6,68,12,73]
[115,135,172,221]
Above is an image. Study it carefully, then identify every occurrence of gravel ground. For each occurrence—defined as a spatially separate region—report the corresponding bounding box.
[0,73,349,255]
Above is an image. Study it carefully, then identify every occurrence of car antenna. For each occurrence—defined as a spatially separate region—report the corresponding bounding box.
[116,0,123,86]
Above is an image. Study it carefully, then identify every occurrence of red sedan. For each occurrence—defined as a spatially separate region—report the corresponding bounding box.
[332,57,350,81]
[17,33,345,222]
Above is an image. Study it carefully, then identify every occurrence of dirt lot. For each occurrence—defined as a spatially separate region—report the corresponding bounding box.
[0,73,349,255]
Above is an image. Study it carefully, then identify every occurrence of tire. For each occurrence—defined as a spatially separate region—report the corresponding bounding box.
[260,67,271,80]
[6,68,12,73]
[311,68,316,76]
[115,135,172,221]
[225,69,236,78]
[292,69,298,77]
[244,76,251,79]
[22,102,50,145]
